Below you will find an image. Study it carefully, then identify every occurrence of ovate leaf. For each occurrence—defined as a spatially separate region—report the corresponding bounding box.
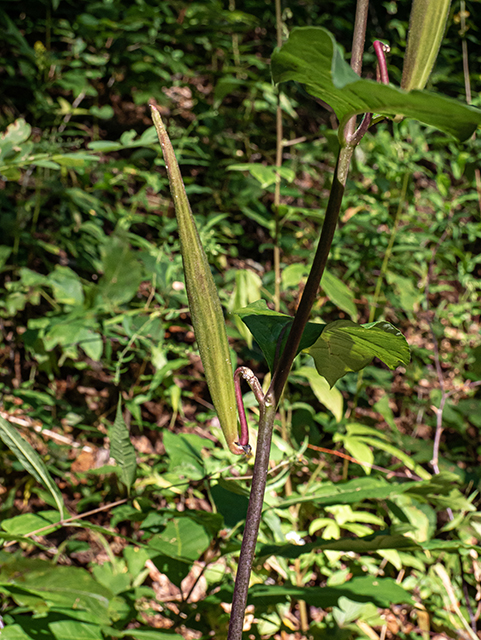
[295,366,343,422]
[306,319,410,386]
[97,233,142,306]
[235,300,324,371]
[148,517,211,562]
[271,27,481,141]
[110,399,137,494]
[0,416,65,519]
[321,271,357,320]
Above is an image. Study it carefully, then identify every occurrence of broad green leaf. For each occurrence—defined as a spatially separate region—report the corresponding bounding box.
[163,431,211,481]
[110,398,137,494]
[228,163,296,188]
[248,575,411,608]
[294,366,343,422]
[87,127,158,153]
[47,265,84,306]
[321,271,357,320]
[0,118,32,163]
[50,153,99,167]
[48,620,104,640]
[89,104,115,119]
[0,558,113,624]
[306,319,410,387]
[271,27,481,141]
[148,517,211,562]
[342,436,373,475]
[235,300,325,371]
[354,436,431,480]
[1,511,61,536]
[281,263,307,289]
[0,416,65,519]
[281,267,357,320]
[97,233,142,306]
[228,269,263,348]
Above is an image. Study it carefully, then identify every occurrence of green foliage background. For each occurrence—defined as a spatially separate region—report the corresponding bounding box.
[0,1,480,639]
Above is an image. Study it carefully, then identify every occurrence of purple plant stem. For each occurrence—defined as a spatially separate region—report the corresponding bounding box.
[373,40,390,85]
[234,367,264,450]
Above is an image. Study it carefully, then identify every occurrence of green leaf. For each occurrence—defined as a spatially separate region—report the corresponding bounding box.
[148,517,211,562]
[234,300,325,371]
[342,436,374,475]
[321,271,357,320]
[89,105,115,120]
[2,511,61,536]
[110,398,137,494]
[0,558,113,624]
[274,476,419,510]
[271,27,481,141]
[0,118,32,164]
[259,531,481,561]
[228,163,296,188]
[248,575,411,608]
[48,620,104,640]
[47,265,84,306]
[0,416,65,519]
[294,366,343,422]
[306,319,410,386]
[97,233,142,306]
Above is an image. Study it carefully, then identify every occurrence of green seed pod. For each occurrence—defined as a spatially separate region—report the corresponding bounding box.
[401,0,452,92]
[151,106,242,455]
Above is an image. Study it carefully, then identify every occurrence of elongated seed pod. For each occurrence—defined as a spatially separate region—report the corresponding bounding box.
[151,106,242,455]
[401,0,452,91]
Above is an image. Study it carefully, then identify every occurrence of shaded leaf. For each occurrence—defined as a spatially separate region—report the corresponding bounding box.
[0,558,113,624]
[248,575,411,608]
[235,300,324,371]
[0,416,65,519]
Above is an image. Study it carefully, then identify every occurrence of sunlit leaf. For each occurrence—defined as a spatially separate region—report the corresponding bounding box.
[306,319,410,386]
[272,27,481,141]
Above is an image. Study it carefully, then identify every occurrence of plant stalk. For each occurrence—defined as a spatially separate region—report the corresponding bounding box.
[269,146,353,402]
[228,3,369,636]
[227,396,276,640]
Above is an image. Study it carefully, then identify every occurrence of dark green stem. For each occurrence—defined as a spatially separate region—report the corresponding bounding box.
[227,397,276,640]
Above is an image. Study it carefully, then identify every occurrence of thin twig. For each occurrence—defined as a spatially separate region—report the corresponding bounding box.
[307,444,423,480]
